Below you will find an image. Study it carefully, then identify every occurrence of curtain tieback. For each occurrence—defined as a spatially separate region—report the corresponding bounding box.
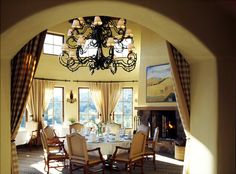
[11,139,15,143]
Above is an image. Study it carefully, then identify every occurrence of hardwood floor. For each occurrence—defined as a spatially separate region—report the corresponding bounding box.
[17,145,183,174]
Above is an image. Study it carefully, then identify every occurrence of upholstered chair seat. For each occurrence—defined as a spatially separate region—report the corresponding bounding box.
[66,133,105,174]
[110,131,147,174]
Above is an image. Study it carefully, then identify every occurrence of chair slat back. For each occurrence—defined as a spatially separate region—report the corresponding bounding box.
[66,133,88,161]
[69,123,84,134]
[43,126,56,139]
[129,131,146,159]
[40,130,49,153]
[106,122,121,134]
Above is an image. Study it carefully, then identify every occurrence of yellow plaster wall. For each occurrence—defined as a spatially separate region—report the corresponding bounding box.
[138,27,177,107]
[0,59,11,174]
[190,59,218,174]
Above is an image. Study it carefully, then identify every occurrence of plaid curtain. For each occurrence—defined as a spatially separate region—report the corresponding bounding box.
[167,43,190,132]
[11,30,47,174]
[167,42,191,174]
[170,45,190,113]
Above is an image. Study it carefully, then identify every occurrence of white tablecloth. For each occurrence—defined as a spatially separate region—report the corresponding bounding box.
[65,137,131,156]
[54,125,70,137]
[87,140,131,155]
[15,128,31,146]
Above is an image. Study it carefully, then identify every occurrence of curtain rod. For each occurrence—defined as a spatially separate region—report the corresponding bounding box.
[34,78,138,83]
[34,77,71,82]
[73,80,138,83]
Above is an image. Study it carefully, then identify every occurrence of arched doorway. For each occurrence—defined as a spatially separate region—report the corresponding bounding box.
[1,1,235,174]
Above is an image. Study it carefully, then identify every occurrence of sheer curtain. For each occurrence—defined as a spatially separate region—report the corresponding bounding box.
[107,83,122,122]
[89,82,121,123]
[89,83,108,122]
[26,79,55,128]
[11,30,47,174]
[42,80,55,117]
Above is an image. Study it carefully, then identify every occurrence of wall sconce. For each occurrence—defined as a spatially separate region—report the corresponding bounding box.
[67,90,77,103]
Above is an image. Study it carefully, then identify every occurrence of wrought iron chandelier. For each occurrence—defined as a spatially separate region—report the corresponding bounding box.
[59,16,137,74]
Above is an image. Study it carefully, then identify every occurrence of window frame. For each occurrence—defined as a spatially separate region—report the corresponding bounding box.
[114,87,133,128]
[78,87,98,123]
[43,32,64,56]
[44,86,64,126]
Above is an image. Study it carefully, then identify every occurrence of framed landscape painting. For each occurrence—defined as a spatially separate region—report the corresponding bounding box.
[146,64,176,102]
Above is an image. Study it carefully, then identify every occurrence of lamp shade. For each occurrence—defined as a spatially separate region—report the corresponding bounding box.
[106,37,115,47]
[77,36,86,46]
[94,16,103,26]
[125,29,133,38]
[72,19,80,28]
[117,18,125,29]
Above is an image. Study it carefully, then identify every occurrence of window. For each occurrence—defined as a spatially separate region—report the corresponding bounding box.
[43,33,64,55]
[114,38,132,57]
[79,38,132,58]
[114,88,133,128]
[78,39,98,57]
[78,88,98,123]
[20,110,27,128]
[44,87,64,126]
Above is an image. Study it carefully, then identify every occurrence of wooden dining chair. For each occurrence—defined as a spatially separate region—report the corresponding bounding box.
[66,133,105,174]
[144,127,159,170]
[40,130,68,174]
[106,122,121,134]
[137,124,149,137]
[42,126,65,151]
[69,122,84,134]
[110,131,147,174]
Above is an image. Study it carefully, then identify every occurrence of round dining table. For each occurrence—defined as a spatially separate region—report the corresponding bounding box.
[87,139,131,156]
[64,135,132,157]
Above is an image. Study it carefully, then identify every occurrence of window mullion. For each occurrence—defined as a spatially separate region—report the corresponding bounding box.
[122,101,124,128]
[52,94,55,125]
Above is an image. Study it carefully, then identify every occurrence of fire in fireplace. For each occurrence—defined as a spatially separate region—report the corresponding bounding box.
[159,112,177,139]
[135,107,186,141]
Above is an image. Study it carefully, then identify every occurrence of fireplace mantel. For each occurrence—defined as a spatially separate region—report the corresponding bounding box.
[134,105,177,111]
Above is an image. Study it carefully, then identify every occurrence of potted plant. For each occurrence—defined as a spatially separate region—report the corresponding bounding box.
[68,118,76,124]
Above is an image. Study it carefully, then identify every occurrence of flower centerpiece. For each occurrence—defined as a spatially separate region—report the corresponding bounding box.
[85,119,104,136]
[97,122,104,136]
[94,119,104,136]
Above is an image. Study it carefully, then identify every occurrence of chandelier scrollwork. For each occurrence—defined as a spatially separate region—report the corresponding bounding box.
[59,16,137,74]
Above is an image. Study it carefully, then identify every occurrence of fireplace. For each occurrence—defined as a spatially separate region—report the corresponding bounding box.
[135,106,186,157]
[157,111,177,139]
[135,106,185,141]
